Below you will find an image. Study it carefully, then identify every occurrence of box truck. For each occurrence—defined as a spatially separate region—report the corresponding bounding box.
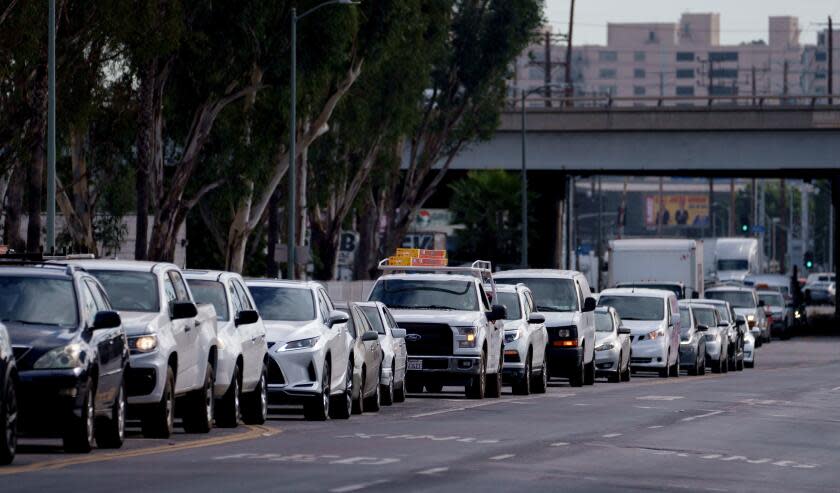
[608,239,704,299]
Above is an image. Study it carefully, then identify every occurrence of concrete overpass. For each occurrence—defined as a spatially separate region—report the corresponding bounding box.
[450,95,840,175]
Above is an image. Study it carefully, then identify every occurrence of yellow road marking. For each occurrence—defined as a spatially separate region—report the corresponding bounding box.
[1,425,280,475]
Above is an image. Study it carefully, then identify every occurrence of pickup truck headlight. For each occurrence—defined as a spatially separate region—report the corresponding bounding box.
[280,337,320,351]
[646,329,664,341]
[554,327,574,338]
[504,330,521,344]
[595,342,614,351]
[34,343,83,369]
[129,335,158,354]
[456,327,477,348]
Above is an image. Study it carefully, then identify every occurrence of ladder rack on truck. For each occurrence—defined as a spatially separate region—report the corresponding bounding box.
[378,258,497,298]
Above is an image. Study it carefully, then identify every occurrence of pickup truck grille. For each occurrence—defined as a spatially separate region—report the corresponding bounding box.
[400,323,453,356]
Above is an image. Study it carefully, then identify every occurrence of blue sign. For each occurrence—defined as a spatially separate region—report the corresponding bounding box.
[752,225,766,234]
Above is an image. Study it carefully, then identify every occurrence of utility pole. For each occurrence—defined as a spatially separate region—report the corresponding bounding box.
[783,60,789,100]
[752,178,758,235]
[564,0,576,103]
[708,59,715,97]
[751,66,757,105]
[544,31,553,107]
[521,90,528,267]
[708,178,715,237]
[801,183,810,267]
[657,176,664,236]
[729,178,736,236]
[46,0,56,252]
[780,179,787,272]
[829,16,834,105]
[597,176,603,291]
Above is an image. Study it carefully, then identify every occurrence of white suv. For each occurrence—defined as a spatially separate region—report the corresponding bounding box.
[368,261,506,399]
[246,280,354,421]
[184,270,268,426]
[494,270,597,388]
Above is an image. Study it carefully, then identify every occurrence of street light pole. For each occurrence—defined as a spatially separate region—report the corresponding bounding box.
[520,90,528,267]
[288,8,297,279]
[46,0,56,252]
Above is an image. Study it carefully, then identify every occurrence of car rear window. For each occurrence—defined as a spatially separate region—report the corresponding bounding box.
[497,292,522,320]
[598,295,664,321]
[187,280,230,321]
[90,270,160,312]
[249,286,316,322]
[0,276,78,327]
[359,306,386,335]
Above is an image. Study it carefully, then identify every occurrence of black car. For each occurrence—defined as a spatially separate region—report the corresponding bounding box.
[0,262,128,453]
[0,322,17,464]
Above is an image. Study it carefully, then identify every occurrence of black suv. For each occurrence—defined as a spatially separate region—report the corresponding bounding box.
[0,322,16,464]
[0,261,129,453]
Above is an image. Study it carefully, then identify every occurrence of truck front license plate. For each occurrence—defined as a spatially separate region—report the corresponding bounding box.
[407,359,423,370]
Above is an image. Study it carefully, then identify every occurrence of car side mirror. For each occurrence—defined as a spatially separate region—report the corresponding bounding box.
[235,309,260,327]
[697,324,709,332]
[391,328,407,339]
[583,297,597,312]
[171,301,198,320]
[486,304,507,322]
[327,310,349,328]
[758,300,766,307]
[93,310,121,330]
[618,326,631,335]
[527,313,546,324]
[361,331,379,342]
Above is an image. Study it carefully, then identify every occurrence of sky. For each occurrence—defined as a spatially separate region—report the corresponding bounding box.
[546,0,840,46]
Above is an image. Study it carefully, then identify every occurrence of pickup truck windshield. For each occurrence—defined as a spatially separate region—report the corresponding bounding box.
[598,296,664,321]
[187,280,230,321]
[0,276,78,327]
[496,278,578,312]
[369,280,478,311]
[758,293,784,307]
[249,287,316,322]
[89,270,159,312]
[706,291,755,309]
[496,292,522,320]
[717,259,749,271]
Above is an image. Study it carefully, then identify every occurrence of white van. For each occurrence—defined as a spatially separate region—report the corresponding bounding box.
[714,238,761,284]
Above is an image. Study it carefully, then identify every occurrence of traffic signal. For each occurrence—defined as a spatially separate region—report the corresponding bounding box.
[804,251,814,270]
[741,224,749,233]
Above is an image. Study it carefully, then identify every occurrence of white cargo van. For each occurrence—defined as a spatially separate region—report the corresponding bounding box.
[608,239,704,299]
[714,238,761,283]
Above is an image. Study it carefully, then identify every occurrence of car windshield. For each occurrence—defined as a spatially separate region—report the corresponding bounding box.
[713,305,731,322]
[359,306,386,335]
[496,278,578,312]
[718,259,749,271]
[693,307,717,327]
[598,295,664,321]
[706,290,756,309]
[369,280,478,311]
[90,270,159,312]
[249,286,316,321]
[758,293,784,307]
[497,292,522,320]
[0,276,78,327]
[595,312,614,332]
[187,280,229,321]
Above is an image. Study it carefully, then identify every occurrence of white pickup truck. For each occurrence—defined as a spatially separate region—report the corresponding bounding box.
[68,260,219,438]
[368,261,507,399]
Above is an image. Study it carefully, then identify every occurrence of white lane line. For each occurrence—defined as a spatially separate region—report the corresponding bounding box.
[648,425,664,429]
[410,401,501,418]
[330,479,390,492]
[550,442,570,447]
[602,433,623,438]
[573,403,591,406]
[489,454,516,461]
[637,395,684,401]
[417,467,449,476]
[831,385,840,392]
[681,410,724,422]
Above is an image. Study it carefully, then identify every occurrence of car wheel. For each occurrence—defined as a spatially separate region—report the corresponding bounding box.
[485,350,503,398]
[736,355,745,372]
[142,367,175,438]
[242,364,268,425]
[352,370,365,415]
[183,362,215,433]
[513,353,532,395]
[465,353,486,399]
[532,353,548,393]
[393,377,407,403]
[584,357,596,386]
[64,380,95,453]
[745,353,756,369]
[381,364,395,406]
[699,353,706,376]
[0,376,18,465]
[365,372,382,413]
[658,351,670,378]
[570,356,586,387]
[96,380,126,449]
[308,360,333,421]
[329,359,353,420]
[620,358,632,382]
[216,366,241,428]
[607,352,621,383]
[721,354,729,374]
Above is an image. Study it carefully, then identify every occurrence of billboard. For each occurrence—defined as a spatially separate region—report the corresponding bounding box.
[645,195,709,228]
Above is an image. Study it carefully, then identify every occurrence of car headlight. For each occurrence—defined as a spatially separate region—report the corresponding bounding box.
[794,310,802,319]
[554,326,575,338]
[129,335,158,354]
[457,327,477,348]
[280,337,320,351]
[34,343,83,369]
[504,329,521,344]
[595,342,614,351]
[646,329,664,341]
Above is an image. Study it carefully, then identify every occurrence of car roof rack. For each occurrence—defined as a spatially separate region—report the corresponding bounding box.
[378,259,497,298]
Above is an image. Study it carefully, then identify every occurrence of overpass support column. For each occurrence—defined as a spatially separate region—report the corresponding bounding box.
[555,173,567,269]
[832,176,840,312]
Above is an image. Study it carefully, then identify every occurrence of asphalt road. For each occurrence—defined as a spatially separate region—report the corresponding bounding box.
[3,332,839,493]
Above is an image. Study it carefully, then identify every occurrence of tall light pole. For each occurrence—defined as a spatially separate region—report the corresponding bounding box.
[46,0,56,252]
[288,0,357,279]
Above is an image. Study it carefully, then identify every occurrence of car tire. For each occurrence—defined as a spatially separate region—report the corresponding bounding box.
[687,355,699,376]
[95,380,126,449]
[721,355,729,374]
[393,378,407,403]
[216,366,241,428]
[64,380,95,453]
[669,356,679,377]
[0,376,18,465]
[242,364,268,425]
[745,353,755,369]
[352,370,365,415]
[142,367,175,439]
[329,360,353,420]
[620,359,631,382]
[307,360,332,421]
[465,353,486,399]
[381,365,395,406]
[486,351,503,398]
[365,373,381,413]
[699,354,706,376]
[754,337,763,348]
[425,382,443,394]
[736,355,745,372]
[512,353,532,395]
[584,357,596,386]
[183,362,215,434]
[659,351,670,378]
[570,357,586,387]
[532,353,548,394]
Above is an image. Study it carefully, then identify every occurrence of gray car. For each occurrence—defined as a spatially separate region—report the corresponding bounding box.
[336,303,385,414]
[757,290,793,340]
[594,307,631,383]
[677,303,708,376]
[356,302,408,405]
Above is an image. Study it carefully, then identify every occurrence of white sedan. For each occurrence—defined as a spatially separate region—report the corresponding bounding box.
[356,302,408,405]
